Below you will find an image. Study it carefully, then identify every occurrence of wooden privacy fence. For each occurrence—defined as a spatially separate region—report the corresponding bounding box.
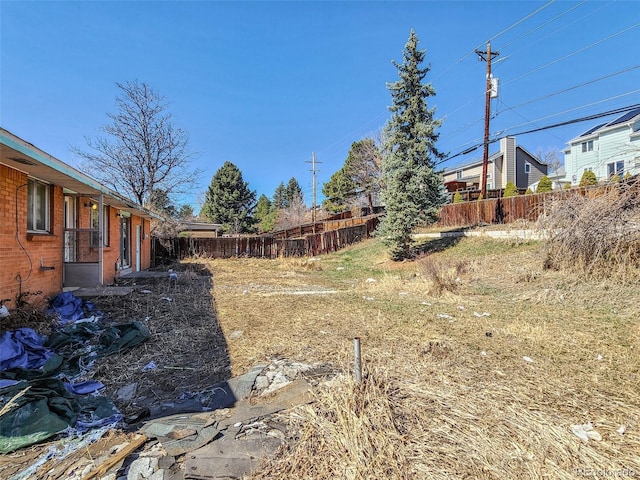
[437,182,638,227]
[153,217,380,263]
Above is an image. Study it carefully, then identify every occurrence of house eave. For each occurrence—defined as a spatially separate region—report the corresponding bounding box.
[1,128,160,220]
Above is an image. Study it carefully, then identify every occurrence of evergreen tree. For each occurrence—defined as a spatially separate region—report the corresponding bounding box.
[177,204,194,220]
[272,182,287,209]
[148,188,177,217]
[285,177,304,207]
[536,175,553,193]
[503,181,519,197]
[579,170,597,187]
[453,191,464,204]
[322,167,356,213]
[378,30,446,260]
[201,161,256,234]
[254,194,277,232]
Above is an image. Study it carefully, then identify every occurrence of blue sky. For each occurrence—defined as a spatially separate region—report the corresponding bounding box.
[2,1,639,211]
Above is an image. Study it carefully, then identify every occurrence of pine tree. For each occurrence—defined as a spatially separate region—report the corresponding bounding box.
[322,167,356,213]
[201,161,256,234]
[285,177,304,206]
[272,182,287,209]
[503,181,519,197]
[378,30,445,260]
[453,191,464,204]
[254,194,277,232]
[536,175,553,193]
[579,170,598,187]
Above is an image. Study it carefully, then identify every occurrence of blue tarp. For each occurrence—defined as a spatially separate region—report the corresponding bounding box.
[47,292,100,324]
[0,328,55,371]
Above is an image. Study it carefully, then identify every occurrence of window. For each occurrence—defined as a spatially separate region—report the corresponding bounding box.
[607,161,624,179]
[456,170,462,180]
[27,179,50,232]
[524,163,531,174]
[581,140,594,152]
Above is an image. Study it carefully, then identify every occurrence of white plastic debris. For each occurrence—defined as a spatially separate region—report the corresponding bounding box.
[336,266,345,271]
[0,305,9,318]
[597,354,603,361]
[420,301,432,306]
[363,296,375,301]
[473,311,491,317]
[366,278,376,283]
[617,425,626,435]
[142,361,157,371]
[571,423,602,442]
[437,313,453,319]
[161,297,173,302]
[481,351,487,357]
[457,305,465,310]
[522,356,534,363]
[139,289,153,294]
[399,291,409,296]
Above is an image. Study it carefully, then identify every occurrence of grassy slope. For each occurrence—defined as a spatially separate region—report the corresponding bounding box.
[205,236,640,479]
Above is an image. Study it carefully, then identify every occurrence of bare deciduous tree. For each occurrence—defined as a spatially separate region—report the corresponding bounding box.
[74,81,200,206]
[535,147,562,176]
[345,135,383,213]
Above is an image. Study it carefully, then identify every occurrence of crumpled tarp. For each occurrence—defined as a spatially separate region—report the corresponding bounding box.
[0,293,149,453]
[0,378,122,454]
[0,328,56,371]
[47,291,100,324]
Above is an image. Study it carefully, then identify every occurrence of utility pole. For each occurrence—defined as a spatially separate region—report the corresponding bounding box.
[475,41,499,200]
[306,152,321,225]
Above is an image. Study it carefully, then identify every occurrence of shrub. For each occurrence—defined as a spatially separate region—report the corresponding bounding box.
[420,257,469,295]
[536,175,553,193]
[610,174,620,183]
[538,183,640,280]
[525,187,534,195]
[453,191,464,204]
[503,182,519,197]
[624,171,632,181]
[579,170,597,187]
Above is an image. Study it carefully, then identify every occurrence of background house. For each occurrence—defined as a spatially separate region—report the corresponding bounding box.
[1,128,157,309]
[563,108,640,185]
[443,136,547,194]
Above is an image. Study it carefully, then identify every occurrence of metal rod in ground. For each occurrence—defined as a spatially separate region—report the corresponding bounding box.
[354,337,362,383]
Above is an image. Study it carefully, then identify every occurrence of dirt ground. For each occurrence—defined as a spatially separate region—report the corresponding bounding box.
[2,234,640,479]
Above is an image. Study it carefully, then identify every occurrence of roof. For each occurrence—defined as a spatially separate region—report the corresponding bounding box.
[0,128,159,220]
[575,107,640,140]
[181,222,223,231]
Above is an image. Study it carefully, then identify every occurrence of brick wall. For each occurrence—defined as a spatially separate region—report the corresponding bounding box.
[1,164,152,308]
[0,164,64,309]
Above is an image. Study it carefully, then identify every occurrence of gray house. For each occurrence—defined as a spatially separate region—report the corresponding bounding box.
[443,136,547,192]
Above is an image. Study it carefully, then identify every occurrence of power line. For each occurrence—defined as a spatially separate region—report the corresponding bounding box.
[502,21,640,87]
[501,65,640,111]
[439,104,640,167]
[494,0,616,68]
[497,0,588,52]
[433,0,556,82]
[499,89,640,134]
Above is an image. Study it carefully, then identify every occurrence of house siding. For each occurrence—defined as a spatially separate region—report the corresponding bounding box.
[564,112,640,185]
[1,163,64,308]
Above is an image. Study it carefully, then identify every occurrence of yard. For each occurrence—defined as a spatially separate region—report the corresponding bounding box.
[204,235,640,479]
[2,234,638,479]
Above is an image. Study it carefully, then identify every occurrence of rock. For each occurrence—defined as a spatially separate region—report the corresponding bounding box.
[254,375,269,390]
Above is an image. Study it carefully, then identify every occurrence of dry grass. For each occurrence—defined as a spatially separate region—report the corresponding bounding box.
[538,184,640,281]
[208,236,640,479]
